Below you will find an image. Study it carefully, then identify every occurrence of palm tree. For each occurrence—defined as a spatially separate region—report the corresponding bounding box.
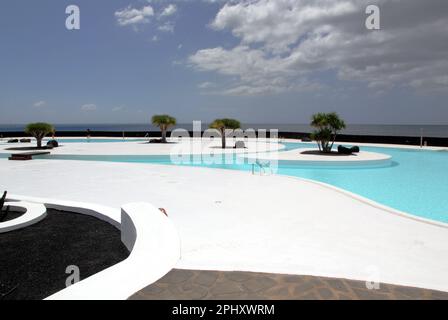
[25,123,54,148]
[151,115,177,143]
[310,112,346,153]
[209,118,241,149]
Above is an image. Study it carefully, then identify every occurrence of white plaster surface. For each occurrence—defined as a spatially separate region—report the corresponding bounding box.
[1,156,448,292]
[44,202,180,300]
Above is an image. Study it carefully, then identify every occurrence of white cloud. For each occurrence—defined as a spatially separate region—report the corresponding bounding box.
[211,0,357,54]
[198,81,215,89]
[115,5,154,26]
[159,4,177,18]
[116,3,178,36]
[190,45,321,95]
[33,100,46,108]
[112,106,125,112]
[81,104,97,111]
[202,0,230,3]
[158,22,175,32]
[189,0,448,96]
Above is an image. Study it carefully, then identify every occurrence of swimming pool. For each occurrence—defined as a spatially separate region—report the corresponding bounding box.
[43,138,145,143]
[35,142,448,223]
[278,144,448,223]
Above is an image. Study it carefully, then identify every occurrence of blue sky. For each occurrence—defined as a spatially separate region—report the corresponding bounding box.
[0,0,447,125]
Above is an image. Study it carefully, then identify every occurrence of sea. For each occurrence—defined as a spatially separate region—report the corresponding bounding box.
[0,123,447,137]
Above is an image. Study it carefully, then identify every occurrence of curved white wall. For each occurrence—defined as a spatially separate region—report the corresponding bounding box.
[8,195,180,300]
[0,201,47,233]
[46,202,181,300]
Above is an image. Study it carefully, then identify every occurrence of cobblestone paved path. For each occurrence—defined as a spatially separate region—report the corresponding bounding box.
[130,269,448,300]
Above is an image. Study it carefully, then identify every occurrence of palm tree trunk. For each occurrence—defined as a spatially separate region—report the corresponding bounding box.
[161,127,167,143]
[323,141,330,153]
[37,137,42,148]
[330,133,336,151]
[221,129,226,149]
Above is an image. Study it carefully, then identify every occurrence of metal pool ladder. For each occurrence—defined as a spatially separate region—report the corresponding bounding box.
[252,159,273,176]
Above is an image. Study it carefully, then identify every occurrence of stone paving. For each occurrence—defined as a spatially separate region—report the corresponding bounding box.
[130,269,448,300]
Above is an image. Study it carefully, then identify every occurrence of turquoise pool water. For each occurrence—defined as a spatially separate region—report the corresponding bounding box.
[43,138,145,143]
[32,142,448,223]
[278,144,448,223]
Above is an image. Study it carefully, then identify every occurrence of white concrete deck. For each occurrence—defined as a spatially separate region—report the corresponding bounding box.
[1,156,448,292]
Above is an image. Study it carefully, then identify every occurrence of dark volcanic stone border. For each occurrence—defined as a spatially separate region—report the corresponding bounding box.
[130,269,448,300]
[0,208,129,300]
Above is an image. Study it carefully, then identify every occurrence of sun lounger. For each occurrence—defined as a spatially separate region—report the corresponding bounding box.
[338,145,360,155]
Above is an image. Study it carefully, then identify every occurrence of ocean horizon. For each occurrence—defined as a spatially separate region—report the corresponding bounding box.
[0,123,447,137]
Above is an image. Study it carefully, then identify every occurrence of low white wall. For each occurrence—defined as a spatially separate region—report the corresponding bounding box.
[8,195,181,300]
[7,195,122,228]
[48,202,180,300]
[0,201,47,233]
